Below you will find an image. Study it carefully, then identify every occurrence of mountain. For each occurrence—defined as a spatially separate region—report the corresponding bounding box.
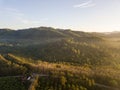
[0,27,120,90]
[0,27,116,66]
[0,27,91,39]
[0,27,103,46]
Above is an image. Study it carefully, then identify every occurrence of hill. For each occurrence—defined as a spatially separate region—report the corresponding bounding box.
[0,27,103,45]
[0,27,120,90]
[0,27,113,66]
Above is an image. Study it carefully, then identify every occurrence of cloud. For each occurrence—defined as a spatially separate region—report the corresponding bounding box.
[16,17,48,24]
[114,25,120,31]
[0,7,48,25]
[20,19,41,24]
[0,7,24,17]
[5,8,19,12]
[73,0,96,8]
[4,8,24,16]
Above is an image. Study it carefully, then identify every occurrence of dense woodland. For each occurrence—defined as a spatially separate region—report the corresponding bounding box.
[0,27,120,90]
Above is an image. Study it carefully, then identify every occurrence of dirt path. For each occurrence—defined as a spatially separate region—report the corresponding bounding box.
[0,75,22,78]
[28,73,48,90]
[28,74,39,90]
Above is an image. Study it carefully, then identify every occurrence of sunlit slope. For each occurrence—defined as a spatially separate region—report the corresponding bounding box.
[0,27,116,66]
[0,54,27,76]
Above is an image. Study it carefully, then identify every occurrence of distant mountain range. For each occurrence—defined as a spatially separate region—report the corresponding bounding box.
[0,26,119,65]
[0,27,104,45]
[0,27,119,39]
[0,27,98,39]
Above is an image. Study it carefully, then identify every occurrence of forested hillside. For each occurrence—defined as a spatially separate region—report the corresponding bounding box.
[0,27,113,65]
[0,27,120,90]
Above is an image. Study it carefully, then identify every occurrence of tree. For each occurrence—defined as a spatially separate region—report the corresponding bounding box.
[60,76,67,86]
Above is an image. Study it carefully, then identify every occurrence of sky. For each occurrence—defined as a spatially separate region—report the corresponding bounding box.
[0,0,120,32]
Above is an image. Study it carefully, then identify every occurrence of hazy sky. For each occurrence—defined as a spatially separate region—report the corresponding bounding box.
[0,0,120,32]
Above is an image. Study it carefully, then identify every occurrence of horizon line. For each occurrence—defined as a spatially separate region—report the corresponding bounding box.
[0,26,119,33]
